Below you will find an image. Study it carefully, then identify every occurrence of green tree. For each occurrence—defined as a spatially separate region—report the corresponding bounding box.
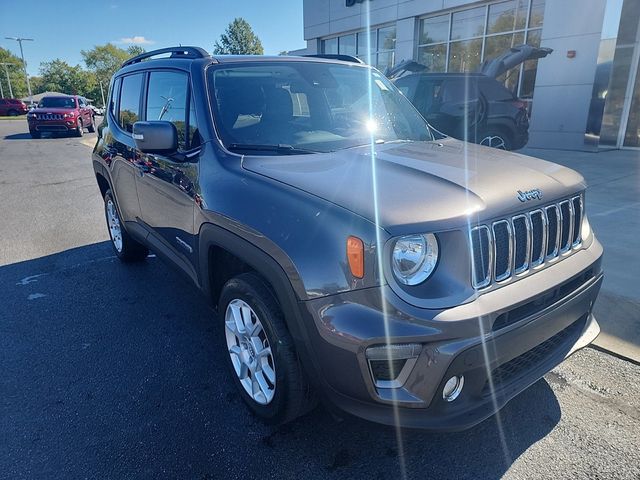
[127,45,146,57]
[81,43,145,92]
[0,47,28,98]
[213,18,264,55]
[38,59,98,98]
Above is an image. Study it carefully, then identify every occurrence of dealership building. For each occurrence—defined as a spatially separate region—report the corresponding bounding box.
[301,0,640,150]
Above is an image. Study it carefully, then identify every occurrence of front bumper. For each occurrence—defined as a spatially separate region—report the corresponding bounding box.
[28,119,79,132]
[300,239,603,430]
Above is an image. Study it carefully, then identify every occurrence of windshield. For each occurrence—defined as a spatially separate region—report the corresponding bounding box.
[208,62,433,154]
[39,97,76,109]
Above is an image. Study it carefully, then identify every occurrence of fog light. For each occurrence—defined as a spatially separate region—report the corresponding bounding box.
[442,375,464,402]
[366,343,421,388]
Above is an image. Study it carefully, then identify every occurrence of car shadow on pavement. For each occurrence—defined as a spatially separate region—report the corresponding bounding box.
[0,241,561,479]
[4,132,33,140]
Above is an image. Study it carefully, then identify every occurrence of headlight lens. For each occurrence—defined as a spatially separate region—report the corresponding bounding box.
[391,233,439,285]
[63,112,75,118]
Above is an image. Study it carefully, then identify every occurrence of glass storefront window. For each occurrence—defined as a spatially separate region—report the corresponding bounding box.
[339,34,356,56]
[521,29,542,98]
[451,7,486,41]
[378,26,396,52]
[487,0,528,34]
[323,37,338,55]
[322,26,397,70]
[448,39,483,72]
[419,14,449,44]
[417,44,447,72]
[418,0,546,99]
[485,32,525,93]
[529,0,546,28]
[357,30,375,57]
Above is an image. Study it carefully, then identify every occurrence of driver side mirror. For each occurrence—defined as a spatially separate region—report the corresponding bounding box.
[132,121,178,154]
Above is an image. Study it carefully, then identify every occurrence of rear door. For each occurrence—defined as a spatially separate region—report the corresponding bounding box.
[135,69,201,279]
[437,79,482,139]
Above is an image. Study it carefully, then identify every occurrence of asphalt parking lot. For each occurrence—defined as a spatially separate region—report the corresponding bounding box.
[1,118,639,479]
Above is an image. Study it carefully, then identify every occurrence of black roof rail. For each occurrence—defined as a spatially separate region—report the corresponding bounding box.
[303,54,364,64]
[121,46,211,68]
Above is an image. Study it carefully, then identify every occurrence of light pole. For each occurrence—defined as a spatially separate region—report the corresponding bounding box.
[5,37,34,103]
[0,62,14,98]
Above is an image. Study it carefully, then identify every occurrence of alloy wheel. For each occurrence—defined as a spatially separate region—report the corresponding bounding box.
[225,299,276,405]
[106,199,123,252]
[480,134,507,150]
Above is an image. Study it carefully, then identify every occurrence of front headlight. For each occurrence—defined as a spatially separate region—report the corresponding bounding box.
[391,233,439,285]
[63,112,75,118]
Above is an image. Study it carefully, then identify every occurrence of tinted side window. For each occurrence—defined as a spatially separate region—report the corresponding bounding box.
[110,77,121,118]
[442,79,479,102]
[78,97,86,107]
[394,75,420,100]
[119,74,143,133]
[146,71,188,149]
[479,78,515,101]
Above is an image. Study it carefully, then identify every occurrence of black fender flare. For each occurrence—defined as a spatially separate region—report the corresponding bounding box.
[197,221,325,389]
[198,222,308,340]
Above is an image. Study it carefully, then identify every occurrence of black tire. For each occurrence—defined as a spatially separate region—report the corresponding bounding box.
[478,129,512,151]
[219,272,315,425]
[75,118,84,137]
[7,109,18,116]
[87,116,96,133]
[103,189,148,262]
[29,130,41,139]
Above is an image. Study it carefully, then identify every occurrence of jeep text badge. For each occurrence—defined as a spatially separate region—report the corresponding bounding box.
[517,189,543,202]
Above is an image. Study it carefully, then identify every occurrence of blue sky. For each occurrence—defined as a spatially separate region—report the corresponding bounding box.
[0,0,306,76]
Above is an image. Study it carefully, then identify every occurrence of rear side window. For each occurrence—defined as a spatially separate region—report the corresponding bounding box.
[394,74,422,102]
[479,78,515,101]
[146,71,188,149]
[109,78,121,118]
[119,74,143,133]
[442,79,479,102]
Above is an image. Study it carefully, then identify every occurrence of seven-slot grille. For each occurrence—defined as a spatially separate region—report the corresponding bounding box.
[36,113,64,120]
[470,195,583,289]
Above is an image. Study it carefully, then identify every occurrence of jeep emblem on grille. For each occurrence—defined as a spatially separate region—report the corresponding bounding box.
[517,189,542,202]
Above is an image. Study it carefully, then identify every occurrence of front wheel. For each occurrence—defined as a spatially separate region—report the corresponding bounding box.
[104,189,148,262]
[87,116,96,133]
[75,118,84,137]
[219,273,314,424]
[29,129,41,139]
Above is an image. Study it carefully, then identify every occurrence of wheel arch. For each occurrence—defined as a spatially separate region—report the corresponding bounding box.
[198,222,309,339]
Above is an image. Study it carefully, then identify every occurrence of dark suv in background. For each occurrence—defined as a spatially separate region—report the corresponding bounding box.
[393,72,529,150]
[92,47,602,430]
[390,45,553,150]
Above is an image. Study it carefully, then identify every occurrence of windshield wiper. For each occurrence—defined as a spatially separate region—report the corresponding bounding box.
[227,143,319,155]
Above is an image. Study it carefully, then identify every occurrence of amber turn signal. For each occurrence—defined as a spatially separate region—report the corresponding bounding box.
[347,236,364,279]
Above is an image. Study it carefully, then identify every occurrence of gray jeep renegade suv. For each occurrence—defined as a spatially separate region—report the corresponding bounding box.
[92,47,603,430]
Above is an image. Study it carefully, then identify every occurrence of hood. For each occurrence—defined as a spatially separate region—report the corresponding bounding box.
[479,44,553,79]
[242,139,585,235]
[30,107,77,113]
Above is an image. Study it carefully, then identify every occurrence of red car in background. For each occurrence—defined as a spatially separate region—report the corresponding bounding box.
[26,95,95,138]
[0,98,28,116]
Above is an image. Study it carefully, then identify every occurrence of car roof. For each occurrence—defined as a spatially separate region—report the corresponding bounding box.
[117,50,365,76]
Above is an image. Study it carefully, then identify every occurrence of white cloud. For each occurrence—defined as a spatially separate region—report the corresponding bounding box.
[117,36,155,45]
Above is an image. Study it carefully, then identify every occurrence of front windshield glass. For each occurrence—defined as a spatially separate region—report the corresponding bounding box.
[39,97,76,108]
[208,62,433,153]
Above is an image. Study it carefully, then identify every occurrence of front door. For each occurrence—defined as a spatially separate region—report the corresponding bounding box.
[135,69,201,278]
[107,74,144,224]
